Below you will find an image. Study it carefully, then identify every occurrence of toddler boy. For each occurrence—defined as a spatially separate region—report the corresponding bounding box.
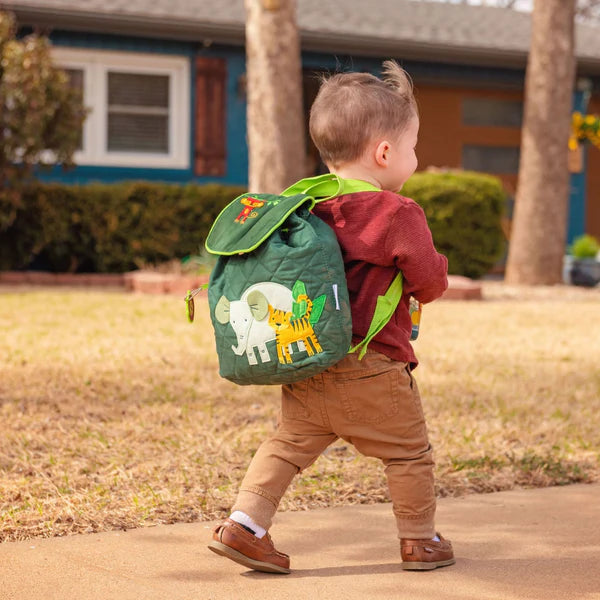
[208,61,454,573]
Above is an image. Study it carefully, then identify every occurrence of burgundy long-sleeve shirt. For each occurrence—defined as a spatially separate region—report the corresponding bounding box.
[313,190,448,367]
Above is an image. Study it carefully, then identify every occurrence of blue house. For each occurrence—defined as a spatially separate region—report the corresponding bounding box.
[6,0,600,242]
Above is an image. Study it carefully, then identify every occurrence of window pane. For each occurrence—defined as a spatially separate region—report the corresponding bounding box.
[64,68,84,92]
[108,72,169,108]
[462,145,520,174]
[107,72,170,153]
[107,113,169,153]
[462,98,523,128]
[64,68,84,150]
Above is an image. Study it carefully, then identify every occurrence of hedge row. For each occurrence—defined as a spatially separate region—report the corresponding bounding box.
[0,171,506,278]
[0,182,245,273]
[402,171,506,279]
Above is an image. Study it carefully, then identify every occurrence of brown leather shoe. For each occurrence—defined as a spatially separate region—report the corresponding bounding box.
[208,518,291,574]
[401,532,455,570]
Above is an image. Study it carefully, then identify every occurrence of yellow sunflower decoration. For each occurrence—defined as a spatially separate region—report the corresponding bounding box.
[569,112,600,151]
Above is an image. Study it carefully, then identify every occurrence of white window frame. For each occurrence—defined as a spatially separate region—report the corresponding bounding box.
[52,47,190,169]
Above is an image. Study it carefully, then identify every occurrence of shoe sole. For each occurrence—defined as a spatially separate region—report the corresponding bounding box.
[401,557,456,571]
[207,540,291,574]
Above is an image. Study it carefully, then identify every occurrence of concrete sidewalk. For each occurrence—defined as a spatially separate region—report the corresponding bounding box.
[1,484,599,600]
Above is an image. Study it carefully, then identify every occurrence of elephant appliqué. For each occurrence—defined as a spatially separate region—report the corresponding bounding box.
[215,282,306,366]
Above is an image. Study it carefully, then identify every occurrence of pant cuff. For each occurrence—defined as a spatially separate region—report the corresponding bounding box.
[231,488,279,531]
[394,507,436,539]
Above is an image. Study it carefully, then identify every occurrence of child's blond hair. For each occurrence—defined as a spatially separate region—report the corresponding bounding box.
[309,61,417,168]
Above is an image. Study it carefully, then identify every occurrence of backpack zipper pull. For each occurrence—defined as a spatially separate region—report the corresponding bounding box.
[184,284,209,323]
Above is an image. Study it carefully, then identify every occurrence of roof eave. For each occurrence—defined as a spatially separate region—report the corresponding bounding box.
[11,6,600,76]
[12,6,530,69]
[300,31,530,70]
[10,6,246,46]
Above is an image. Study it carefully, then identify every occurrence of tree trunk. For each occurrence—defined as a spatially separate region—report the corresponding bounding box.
[244,0,306,193]
[505,0,576,285]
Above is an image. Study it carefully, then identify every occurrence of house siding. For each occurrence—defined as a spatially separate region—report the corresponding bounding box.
[41,32,528,187]
[39,31,248,186]
[31,30,599,241]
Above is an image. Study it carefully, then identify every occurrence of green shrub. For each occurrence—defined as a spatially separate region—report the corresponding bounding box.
[0,181,245,273]
[402,170,506,279]
[569,234,599,259]
[0,172,506,278]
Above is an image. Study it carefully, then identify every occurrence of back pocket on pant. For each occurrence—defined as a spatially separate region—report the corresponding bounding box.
[282,380,311,420]
[340,369,400,424]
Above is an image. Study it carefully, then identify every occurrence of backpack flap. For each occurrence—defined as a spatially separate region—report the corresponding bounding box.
[205,193,315,256]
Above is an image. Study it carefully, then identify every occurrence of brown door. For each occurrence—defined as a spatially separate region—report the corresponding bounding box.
[416,85,524,268]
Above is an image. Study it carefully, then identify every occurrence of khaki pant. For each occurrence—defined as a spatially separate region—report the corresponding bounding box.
[232,350,436,539]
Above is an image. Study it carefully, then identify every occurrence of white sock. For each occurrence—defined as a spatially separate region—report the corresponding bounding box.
[229,510,267,539]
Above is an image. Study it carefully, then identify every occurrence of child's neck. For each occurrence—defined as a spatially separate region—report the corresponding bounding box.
[328,166,382,190]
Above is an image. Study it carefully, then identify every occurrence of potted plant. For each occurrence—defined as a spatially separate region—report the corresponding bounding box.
[566,234,600,287]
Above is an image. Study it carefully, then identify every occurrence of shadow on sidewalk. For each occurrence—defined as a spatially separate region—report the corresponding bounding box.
[242,562,403,579]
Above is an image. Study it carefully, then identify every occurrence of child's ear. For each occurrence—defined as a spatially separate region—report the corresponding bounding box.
[374,140,391,167]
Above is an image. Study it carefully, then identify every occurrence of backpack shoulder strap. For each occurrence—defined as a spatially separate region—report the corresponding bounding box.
[281,174,380,203]
[281,173,343,201]
[348,272,404,359]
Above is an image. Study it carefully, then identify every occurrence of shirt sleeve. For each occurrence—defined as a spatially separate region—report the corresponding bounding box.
[384,198,448,304]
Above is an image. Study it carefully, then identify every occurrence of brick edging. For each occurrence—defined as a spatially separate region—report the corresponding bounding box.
[0,271,481,299]
[0,271,126,287]
[123,272,209,295]
[442,275,483,300]
[0,270,210,295]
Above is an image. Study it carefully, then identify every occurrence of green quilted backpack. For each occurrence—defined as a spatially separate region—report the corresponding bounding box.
[192,174,404,386]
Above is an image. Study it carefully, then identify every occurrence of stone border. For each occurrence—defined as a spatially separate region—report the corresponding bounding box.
[123,272,209,295]
[441,275,483,300]
[0,270,210,296]
[0,271,481,299]
[0,271,125,287]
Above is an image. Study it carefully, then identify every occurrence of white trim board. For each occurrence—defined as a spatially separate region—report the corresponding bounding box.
[52,46,191,169]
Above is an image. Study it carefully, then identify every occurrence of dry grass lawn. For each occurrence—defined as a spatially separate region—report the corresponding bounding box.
[1,282,599,542]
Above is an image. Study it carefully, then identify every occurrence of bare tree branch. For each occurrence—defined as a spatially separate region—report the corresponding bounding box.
[576,0,600,22]
[417,0,600,21]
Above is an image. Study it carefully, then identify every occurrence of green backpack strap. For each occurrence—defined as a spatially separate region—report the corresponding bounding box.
[281,174,380,203]
[348,271,404,359]
[281,173,343,201]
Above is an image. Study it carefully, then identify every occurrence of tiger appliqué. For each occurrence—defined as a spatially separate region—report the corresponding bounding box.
[267,294,323,364]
